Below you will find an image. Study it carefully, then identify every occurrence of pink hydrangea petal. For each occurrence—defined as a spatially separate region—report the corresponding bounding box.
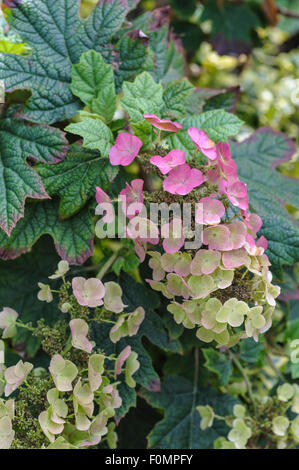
[150,150,186,175]
[150,155,171,175]
[70,319,93,354]
[188,168,205,188]
[115,346,132,377]
[72,277,87,306]
[222,248,250,269]
[216,142,238,177]
[162,218,185,254]
[227,220,247,249]
[202,225,232,251]
[134,240,147,262]
[187,128,218,160]
[198,196,225,225]
[206,168,221,185]
[120,179,144,219]
[242,212,263,236]
[143,114,182,132]
[191,249,221,275]
[109,133,142,166]
[225,178,249,210]
[257,235,268,250]
[163,164,204,195]
[95,187,114,223]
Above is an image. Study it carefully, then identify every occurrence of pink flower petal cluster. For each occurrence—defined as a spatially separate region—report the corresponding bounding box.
[109,132,142,166]
[163,164,204,195]
[144,114,182,132]
[150,150,185,175]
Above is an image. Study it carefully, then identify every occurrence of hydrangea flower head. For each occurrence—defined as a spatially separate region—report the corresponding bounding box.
[163,164,204,195]
[187,128,217,160]
[143,114,182,132]
[150,150,185,175]
[72,277,105,308]
[109,132,142,166]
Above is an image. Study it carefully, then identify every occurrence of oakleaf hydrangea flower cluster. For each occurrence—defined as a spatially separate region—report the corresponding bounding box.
[95,114,280,348]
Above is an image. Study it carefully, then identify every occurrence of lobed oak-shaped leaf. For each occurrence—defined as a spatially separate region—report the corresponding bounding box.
[36,144,118,219]
[0,200,94,265]
[0,0,129,124]
[142,375,237,449]
[0,238,64,338]
[65,116,113,155]
[70,50,116,123]
[231,128,299,267]
[0,115,68,235]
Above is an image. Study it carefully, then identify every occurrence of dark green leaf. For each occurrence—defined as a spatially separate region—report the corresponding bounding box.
[142,375,237,449]
[202,348,233,385]
[231,128,299,267]
[0,115,68,236]
[0,200,94,265]
[36,144,118,219]
[0,0,128,123]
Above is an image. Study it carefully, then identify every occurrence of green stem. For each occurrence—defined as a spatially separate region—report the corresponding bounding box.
[15,321,35,332]
[266,354,285,382]
[62,334,72,356]
[229,351,257,415]
[97,252,120,280]
[90,318,116,325]
[24,379,35,392]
